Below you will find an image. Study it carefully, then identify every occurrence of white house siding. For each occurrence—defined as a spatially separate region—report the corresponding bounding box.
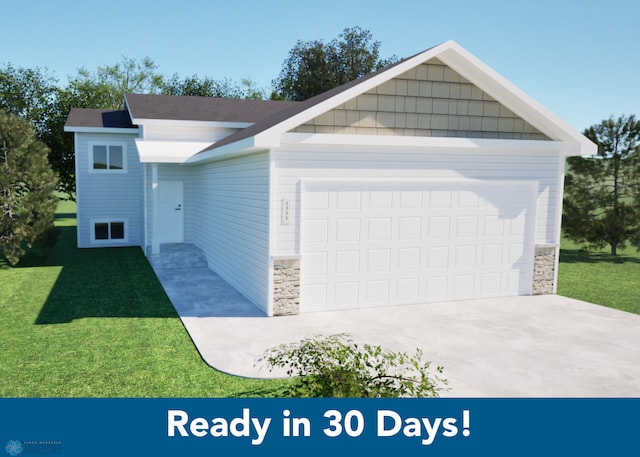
[270,143,562,256]
[74,132,143,248]
[189,152,271,312]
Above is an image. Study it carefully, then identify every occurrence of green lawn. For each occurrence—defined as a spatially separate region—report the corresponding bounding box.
[557,238,640,315]
[0,201,288,397]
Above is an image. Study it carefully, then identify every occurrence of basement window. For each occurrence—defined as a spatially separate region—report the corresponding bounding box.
[91,220,127,243]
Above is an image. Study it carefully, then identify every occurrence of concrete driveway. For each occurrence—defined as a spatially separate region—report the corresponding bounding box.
[177,294,640,397]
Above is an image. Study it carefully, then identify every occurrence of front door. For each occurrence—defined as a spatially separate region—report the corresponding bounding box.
[157,181,184,243]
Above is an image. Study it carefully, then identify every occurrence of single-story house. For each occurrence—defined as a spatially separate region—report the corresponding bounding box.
[64,40,596,316]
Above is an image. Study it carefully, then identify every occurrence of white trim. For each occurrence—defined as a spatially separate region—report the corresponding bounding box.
[130,118,253,129]
[89,218,129,244]
[552,155,568,294]
[300,177,539,190]
[73,134,81,248]
[134,139,212,163]
[267,155,275,317]
[435,44,595,153]
[185,137,262,164]
[64,126,139,134]
[88,141,128,174]
[151,164,160,254]
[143,163,148,256]
[280,132,565,153]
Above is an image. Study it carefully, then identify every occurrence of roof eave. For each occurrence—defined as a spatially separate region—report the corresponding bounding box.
[186,137,266,165]
[63,125,140,134]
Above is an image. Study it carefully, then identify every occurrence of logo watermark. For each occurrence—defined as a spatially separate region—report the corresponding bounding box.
[4,441,22,457]
[5,440,61,455]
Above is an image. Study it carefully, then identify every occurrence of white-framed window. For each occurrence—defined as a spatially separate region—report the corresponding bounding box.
[90,219,128,243]
[89,142,127,173]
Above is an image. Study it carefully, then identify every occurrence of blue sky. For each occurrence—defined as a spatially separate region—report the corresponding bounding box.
[3,0,638,131]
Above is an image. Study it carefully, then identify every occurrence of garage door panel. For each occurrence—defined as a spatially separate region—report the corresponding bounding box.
[399,217,422,239]
[428,217,451,237]
[366,280,390,304]
[398,248,420,270]
[336,219,360,241]
[335,250,359,274]
[301,182,535,312]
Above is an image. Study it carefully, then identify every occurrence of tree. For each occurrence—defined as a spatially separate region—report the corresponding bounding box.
[66,56,164,110]
[163,74,266,99]
[273,26,398,101]
[0,110,58,265]
[41,56,165,200]
[0,64,59,138]
[255,333,447,398]
[563,115,640,255]
[0,65,76,201]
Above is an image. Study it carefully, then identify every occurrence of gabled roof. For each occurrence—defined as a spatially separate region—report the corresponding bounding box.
[65,109,136,130]
[190,40,596,162]
[124,93,298,124]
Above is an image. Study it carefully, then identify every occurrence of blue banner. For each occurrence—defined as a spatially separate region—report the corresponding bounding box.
[1,398,637,456]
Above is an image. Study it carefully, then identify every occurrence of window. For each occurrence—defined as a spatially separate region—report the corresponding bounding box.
[90,143,126,172]
[91,220,127,243]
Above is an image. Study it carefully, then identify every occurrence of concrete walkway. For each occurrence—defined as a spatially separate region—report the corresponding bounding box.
[151,255,640,397]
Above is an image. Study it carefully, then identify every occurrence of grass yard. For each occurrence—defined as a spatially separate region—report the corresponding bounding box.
[0,200,288,397]
[557,238,640,315]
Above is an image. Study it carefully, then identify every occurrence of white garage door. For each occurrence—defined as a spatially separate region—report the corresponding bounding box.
[300,181,536,312]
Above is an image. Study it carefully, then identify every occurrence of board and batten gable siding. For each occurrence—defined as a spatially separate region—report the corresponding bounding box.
[270,143,563,256]
[292,58,549,141]
[189,152,271,312]
[75,132,143,248]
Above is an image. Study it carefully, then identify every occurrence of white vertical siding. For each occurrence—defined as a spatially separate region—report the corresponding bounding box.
[75,132,143,248]
[271,144,562,256]
[190,152,271,311]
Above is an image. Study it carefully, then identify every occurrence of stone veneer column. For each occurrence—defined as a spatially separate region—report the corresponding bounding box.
[272,258,300,316]
[532,246,557,295]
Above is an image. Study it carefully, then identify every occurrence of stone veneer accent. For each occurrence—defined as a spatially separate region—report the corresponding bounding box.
[273,258,300,316]
[293,57,549,140]
[533,246,556,295]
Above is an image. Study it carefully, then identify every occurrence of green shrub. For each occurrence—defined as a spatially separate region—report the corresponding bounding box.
[255,333,447,398]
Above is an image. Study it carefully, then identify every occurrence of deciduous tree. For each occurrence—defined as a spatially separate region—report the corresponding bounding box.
[163,74,266,99]
[273,27,397,101]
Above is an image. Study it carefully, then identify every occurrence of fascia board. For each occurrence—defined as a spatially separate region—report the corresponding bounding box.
[63,126,140,134]
[437,43,597,155]
[281,132,565,153]
[185,136,260,164]
[254,42,457,144]
[130,118,253,129]
[135,139,212,163]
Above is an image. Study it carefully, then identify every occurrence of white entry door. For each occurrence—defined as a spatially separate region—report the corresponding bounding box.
[157,181,184,243]
[300,181,536,312]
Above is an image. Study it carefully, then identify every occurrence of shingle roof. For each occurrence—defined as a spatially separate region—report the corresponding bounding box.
[65,109,135,129]
[124,93,298,123]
